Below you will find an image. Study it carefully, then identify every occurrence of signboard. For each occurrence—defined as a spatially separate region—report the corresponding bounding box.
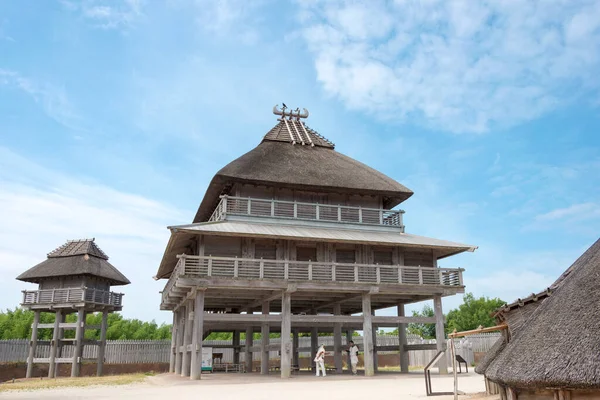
[202,347,213,372]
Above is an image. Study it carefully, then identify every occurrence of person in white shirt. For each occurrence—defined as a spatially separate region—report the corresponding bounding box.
[347,341,359,375]
[314,344,326,377]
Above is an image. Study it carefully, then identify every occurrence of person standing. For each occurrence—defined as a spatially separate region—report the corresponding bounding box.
[314,344,326,377]
[347,341,359,375]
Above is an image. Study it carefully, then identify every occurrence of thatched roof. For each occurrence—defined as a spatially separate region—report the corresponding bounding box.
[193,120,414,222]
[16,239,130,286]
[474,336,506,375]
[484,238,600,389]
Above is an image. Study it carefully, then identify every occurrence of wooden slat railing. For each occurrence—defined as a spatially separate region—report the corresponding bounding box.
[22,288,123,307]
[161,255,463,304]
[208,196,405,229]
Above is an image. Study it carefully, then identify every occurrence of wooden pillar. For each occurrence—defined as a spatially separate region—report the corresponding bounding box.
[280,291,292,378]
[26,311,40,378]
[433,295,448,374]
[182,299,193,377]
[96,310,108,376]
[233,330,240,365]
[292,329,299,368]
[261,301,270,374]
[174,308,184,374]
[398,304,409,373]
[190,290,205,380]
[362,293,374,376]
[372,312,378,373]
[245,324,253,373]
[333,304,343,374]
[71,308,85,377]
[310,326,318,372]
[346,330,353,372]
[169,311,178,373]
[48,310,62,378]
[54,312,66,378]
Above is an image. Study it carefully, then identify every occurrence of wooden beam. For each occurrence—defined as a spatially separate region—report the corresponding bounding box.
[448,324,508,338]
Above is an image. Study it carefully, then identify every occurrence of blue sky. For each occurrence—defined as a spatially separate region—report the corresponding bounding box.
[0,0,599,324]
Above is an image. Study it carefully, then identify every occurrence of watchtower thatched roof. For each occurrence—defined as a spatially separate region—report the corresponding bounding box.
[483,238,600,389]
[16,239,130,286]
[193,118,414,223]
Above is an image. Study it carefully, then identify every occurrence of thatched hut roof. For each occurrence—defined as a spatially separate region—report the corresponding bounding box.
[16,239,130,286]
[484,238,600,389]
[193,120,414,223]
[475,336,506,375]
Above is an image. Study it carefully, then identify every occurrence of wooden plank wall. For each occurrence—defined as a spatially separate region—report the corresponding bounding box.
[0,333,500,367]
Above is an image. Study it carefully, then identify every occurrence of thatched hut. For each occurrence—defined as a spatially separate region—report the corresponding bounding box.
[477,238,600,399]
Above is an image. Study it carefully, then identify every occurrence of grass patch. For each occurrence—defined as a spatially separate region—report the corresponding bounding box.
[0,373,149,392]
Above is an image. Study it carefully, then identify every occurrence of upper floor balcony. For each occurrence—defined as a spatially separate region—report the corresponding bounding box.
[208,196,405,231]
[22,288,124,308]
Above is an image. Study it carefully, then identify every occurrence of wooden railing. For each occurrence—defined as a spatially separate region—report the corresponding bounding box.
[162,255,463,304]
[208,196,405,229]
[22,288,124,307]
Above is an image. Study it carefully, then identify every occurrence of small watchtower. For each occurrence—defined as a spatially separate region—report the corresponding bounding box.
[16,239,130,378]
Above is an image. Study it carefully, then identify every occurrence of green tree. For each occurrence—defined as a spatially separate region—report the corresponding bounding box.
[445,293,505,334]
[407,304,436,339]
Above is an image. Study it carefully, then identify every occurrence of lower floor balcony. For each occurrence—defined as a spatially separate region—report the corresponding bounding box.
[160,255,464,310]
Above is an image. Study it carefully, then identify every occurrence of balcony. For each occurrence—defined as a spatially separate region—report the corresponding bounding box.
[161,255,463,306]
[208,196,405,231]
[22,288,124,308]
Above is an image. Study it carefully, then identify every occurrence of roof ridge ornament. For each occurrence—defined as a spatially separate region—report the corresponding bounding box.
[273,104,309,119]
[273,104,314,146]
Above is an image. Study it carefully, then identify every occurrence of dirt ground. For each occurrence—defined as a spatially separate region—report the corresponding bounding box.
[2,370,491,400]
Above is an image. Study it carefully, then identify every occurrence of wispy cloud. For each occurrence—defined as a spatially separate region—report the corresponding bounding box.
[192,0,268,44]
[0,147,184,322]
[0,69,85,132]
[61,0,144,30]
[296,0,600,133]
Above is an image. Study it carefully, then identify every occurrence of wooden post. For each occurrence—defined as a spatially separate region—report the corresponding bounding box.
[169,311,178,373]
[96,310,108,376]
[280,291,292,378]
[292,329,299,369]
[54,312,66,378]
[48,310,62,378]
[346,330,353,372]
[174,309,184,374]
[372,311,378,373]
[245,325,253,373]
[71,308,85,377]
[190,290,205,380]
[362,293,374,376]
[398,304,409,373]
[333,304,343,374]
[182,300,193,377]
[261,301,270,374]
[26,311,40,378]
[233,330,240,365]
[433,295,448,374]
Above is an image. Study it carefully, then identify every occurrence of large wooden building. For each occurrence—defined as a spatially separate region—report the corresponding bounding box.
[156,106,477,379]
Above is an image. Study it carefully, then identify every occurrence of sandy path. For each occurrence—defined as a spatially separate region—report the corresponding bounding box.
[3,372,487,400]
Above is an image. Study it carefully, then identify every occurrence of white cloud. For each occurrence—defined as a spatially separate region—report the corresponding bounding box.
[0,69,84,132]
[192,0,267,44]
[536,202,600,222]
[61,0,144,30]
[297,0,600,133]
[0,147,183,323]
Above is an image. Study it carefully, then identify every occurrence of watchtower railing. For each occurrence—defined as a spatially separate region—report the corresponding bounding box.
[208,196,405,230]
[22,288,124,307]
[162,255,463,305]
